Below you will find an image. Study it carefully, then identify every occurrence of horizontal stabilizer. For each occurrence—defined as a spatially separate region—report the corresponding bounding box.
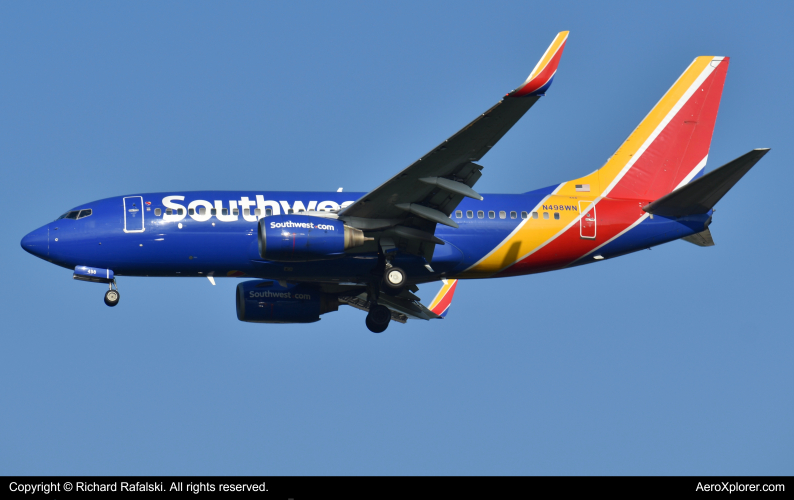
[682,228,715,247]
[643,149,769,218]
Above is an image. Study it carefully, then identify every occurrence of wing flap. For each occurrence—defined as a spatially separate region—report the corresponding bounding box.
[337,279,459,321]
[339,292,439,322]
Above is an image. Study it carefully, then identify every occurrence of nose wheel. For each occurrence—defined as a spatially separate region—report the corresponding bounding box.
[366,304,391,333]
[104,281,120,307]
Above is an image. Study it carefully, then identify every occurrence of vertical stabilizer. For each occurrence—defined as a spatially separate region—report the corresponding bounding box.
[560,56,729,200]
[604,56,729,200]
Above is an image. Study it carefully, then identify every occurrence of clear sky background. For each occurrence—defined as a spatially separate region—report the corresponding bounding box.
[1,1,792,475]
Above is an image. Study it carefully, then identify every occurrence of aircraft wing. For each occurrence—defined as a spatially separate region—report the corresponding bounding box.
[339,31,569,244]
[338,278,459,322]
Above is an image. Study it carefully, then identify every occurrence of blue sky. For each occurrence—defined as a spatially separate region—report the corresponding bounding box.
[1,1,792,475]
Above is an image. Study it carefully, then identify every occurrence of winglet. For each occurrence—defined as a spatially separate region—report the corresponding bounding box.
[428,279,458,318]
[509,31,569,97]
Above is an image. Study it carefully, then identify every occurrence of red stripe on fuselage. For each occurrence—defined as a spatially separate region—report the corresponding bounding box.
[497,199,646,277]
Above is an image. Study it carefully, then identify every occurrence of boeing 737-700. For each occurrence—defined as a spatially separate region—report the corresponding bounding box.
[20,32,768,332]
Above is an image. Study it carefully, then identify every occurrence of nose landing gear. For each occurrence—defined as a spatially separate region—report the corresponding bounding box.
[72,266,120,308]
[104,280,120,307]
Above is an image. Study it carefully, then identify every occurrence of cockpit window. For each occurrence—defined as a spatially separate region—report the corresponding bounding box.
[56,209,91,221]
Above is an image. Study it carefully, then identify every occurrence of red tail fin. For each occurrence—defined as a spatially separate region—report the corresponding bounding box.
[561,57,729,202]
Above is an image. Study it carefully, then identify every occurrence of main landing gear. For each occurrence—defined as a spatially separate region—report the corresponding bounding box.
[104,280,120,307]
[364,240,408,332]
[363,280,392,333]
[383,266,406,291]
[366,304,391,333]
[368,264,405,332]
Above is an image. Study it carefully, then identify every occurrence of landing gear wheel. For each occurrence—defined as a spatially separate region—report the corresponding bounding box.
[366,304,391,333]
[104,289,120,307]
[384,267,406,290]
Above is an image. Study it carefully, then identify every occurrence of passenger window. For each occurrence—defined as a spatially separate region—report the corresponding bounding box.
[177,208,184,215]
[554,213,560,220]
[288,209,294,214]
[255,209,262,216]
[455,210,462,218]
[488,211,495,219]
[233,209,239,216]
[199,207,206,215]
[466,210,473,218]
[222,208,229,216]
[65,211,79,219]
[521,211,528,219]
[266,208,273,216]
[188,208,194,215]
[532,212,539,219]
[166,208,173,215]
[155,208,162,216]
[477,210,484,219]
[77,209,92,219]
[543,212,549,219]
[499,211,506,219]
[211,209,217,216]
[244,208,250,216]
[510,211,517,219]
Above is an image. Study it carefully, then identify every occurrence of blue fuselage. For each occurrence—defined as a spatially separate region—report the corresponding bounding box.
[21,188,710,284]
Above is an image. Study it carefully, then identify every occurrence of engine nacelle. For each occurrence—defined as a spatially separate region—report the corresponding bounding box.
[258,214,370,262]
[236,279,339,323]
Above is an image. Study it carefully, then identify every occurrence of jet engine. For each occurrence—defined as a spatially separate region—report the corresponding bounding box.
[258,215,371,262]
[236,279,339,323]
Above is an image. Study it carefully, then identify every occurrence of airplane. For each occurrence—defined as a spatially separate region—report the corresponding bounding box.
[20,32,769,333]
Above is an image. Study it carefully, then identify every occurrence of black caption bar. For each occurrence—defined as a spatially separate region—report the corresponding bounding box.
[2,476,790,498]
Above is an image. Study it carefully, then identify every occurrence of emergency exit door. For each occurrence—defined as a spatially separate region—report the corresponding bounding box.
[579,200,596,239]
[123,196,145,233]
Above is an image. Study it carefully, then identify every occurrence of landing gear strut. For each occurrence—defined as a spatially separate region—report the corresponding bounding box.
[104,280,120,307]
[366,304,391,333]
[379,237,407,293]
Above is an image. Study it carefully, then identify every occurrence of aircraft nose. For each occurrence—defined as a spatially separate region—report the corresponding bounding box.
[21,225,49,259]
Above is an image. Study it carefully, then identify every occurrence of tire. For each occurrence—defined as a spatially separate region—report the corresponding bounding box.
[366,305,391,333]
[366,315,388,333]
[104,290,120,307]
[383,267,406,290]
